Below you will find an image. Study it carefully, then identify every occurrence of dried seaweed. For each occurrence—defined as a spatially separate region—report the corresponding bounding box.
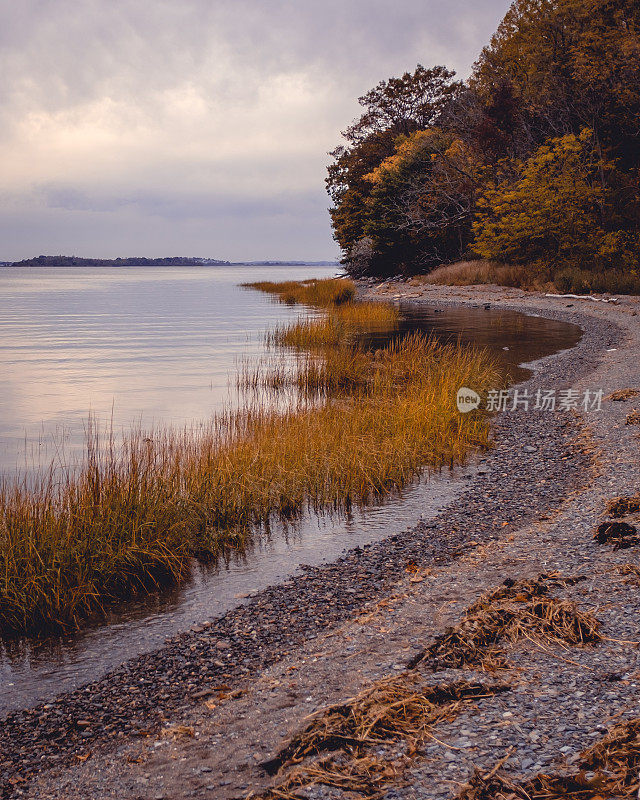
[606,495,640,518]
[618,563,640,584]
[457,717,640,799]
[252,576,601,800]
[457,769,610,799]
[579,718,640,797]
[410,575,599,671]
[262,676,507,775]
[254,751,403,799]
[606,388,640,402]
[595,521,639,550]
[252,675,508,799]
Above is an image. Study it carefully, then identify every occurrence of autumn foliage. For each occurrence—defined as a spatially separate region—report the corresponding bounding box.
[328,0,640,285]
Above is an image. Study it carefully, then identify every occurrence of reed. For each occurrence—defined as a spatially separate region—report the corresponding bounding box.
[0,283,501,635]
[243,277,356,306]
[269,302,400,352]
[250,276,398,348]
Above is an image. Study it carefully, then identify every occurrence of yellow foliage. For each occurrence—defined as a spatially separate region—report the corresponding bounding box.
[473,128,638,270]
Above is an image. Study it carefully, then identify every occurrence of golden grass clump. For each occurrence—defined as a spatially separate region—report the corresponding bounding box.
[410,575,600,671]
[423,261,529,288]
[0,330,498,635]
[457,717,640,799]
[606,495,640,518]
[249,277,399,350]
[270,302,399,351]
[244,277,356,307]
[241,346,374,399]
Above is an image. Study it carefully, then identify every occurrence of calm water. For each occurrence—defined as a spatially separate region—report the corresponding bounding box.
[0,265,583,714]
[0,264,337,475]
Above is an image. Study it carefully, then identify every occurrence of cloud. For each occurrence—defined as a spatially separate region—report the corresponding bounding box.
[0,0,511,260]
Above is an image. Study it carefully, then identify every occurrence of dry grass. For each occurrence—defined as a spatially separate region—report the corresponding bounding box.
[409,575,600,671]
[625,409,640,425]
[248,276,399,350]
[606,495,640,518]
[159,724,194,740]
[606,388,640,402]
[617,563,640,584]
[254,675,507,799]
[414,261,640,296]
[457,717,640,799]
[244,277,355,306]
[457,768,610,799]
[422,261,529,288]
[239,346,375,399]
[255,751,403,799]
[553,267,640,296]
[265,676,506,773]
[0,327,499,634]
[270,302,399,351]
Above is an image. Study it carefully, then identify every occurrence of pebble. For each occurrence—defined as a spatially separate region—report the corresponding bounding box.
[0,294,632,800]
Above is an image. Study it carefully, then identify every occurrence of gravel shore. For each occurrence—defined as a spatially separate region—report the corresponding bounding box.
[3,283,640,800]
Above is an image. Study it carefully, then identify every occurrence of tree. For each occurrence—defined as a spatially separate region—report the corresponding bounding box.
[473,128,638,270]
[326,129,399,259]
[362,130,479,270]
[342,65,463,146]
[327,0,640,280]
[326,66,463,275]
[471,0,640,158]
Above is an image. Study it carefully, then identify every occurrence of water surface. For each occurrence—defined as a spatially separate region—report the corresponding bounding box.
[0,264,336,475]
[0,266,582,714]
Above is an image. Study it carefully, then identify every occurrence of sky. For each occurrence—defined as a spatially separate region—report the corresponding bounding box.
[0,0,511,262]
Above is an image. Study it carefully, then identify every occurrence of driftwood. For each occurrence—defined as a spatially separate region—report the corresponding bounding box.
[545,292,619,304]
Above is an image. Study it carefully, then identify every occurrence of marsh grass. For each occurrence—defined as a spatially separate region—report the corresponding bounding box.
[270,303,400,351]
[417,260,640,296]
[243,277,355,306]
[421,260,529,288]
[0,280,500,635]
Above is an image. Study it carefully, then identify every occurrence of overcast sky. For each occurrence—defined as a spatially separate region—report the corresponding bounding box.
[0,0,511,262]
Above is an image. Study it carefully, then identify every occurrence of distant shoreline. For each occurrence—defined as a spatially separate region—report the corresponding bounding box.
[1,257,339,268]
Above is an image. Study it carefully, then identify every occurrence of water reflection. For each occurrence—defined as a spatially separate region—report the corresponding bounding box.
[0,470,465,713]
[0,264,337,475]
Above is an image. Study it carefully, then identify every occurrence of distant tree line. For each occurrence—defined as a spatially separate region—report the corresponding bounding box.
[328,0,640,281]
[11,255,230,267]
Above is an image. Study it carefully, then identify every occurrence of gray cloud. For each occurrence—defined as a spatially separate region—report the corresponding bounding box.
[0,0,511,261]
